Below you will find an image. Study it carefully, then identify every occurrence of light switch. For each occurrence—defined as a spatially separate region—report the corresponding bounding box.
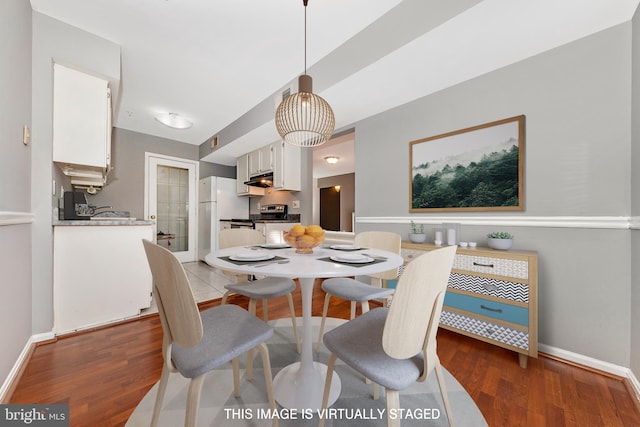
[292,200,300,208]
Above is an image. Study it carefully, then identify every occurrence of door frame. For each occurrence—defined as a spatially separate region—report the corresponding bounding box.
[144,152,199,263]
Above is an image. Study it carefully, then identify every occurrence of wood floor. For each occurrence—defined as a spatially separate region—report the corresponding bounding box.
[10,279,640,427]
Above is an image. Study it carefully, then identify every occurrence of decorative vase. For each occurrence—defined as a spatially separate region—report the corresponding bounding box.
[488,238,513,250]
[409,233,427,243]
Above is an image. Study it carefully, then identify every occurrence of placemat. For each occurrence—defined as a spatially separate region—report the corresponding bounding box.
[218,255,288,266]
[317,256,386,268]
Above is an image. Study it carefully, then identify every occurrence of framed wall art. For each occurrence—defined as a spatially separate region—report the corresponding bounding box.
[410,115,525,212]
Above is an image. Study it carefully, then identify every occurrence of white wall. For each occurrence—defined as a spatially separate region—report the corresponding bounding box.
[0,0,33,397]
[354,23,634,368]
[630,9,640,381]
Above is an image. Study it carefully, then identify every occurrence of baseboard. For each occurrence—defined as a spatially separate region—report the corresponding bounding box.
[0,332,55,403]
[539,343,640,405]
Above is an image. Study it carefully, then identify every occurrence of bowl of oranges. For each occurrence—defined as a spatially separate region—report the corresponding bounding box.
[283,224,325,254]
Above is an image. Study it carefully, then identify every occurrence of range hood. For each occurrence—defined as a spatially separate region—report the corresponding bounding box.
[244,172,273,188]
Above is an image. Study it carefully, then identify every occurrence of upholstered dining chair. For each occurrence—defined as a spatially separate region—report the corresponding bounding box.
[316,231,401,351]
[318,245,458,427]
[219,228,300,354]
[142,240,278,427]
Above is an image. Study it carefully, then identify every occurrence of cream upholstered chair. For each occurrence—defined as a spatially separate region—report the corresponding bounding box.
[142,240,278,427]
[319,245,458,427]
[316,231,401,351]
[219,228,300,353]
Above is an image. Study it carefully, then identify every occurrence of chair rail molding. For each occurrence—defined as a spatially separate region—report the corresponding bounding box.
[0,212,34,227]
[357,215,633,230]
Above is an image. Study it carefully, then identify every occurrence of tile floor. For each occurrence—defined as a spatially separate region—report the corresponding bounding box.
[141,261,234,315]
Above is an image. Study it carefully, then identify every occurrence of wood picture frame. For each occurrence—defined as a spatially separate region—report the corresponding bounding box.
[410,115,525,212]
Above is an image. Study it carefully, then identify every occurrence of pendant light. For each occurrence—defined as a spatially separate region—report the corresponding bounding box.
[275,0,335,148]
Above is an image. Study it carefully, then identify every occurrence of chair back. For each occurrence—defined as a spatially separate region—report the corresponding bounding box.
[219,228,265,249]
[142,239,203,348]
[382,245,456,360]
[354,231,401,281]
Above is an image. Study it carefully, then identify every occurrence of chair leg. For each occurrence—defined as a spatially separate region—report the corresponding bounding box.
[262,298,269,321]
[350,300,357,319]
[316,293,331,352]
[256,342,279,427]
[246,299,258,379]
[319,353,337,427]
[150,364,171,427]
[435,362,455,427]
[232,357,241,397]
[185,374,206,427]
[373,382,380,400]
[361,300,370,314]
[286,293,301,353]
[385,389,401,427]
[221,290,232,305]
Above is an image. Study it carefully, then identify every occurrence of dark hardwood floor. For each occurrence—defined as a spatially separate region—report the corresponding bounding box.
[10,279,640,426]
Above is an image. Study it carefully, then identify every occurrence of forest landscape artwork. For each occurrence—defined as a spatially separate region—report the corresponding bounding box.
[410,115,524,212]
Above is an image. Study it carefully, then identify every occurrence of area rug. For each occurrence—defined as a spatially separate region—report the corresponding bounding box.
[126,317,487,427]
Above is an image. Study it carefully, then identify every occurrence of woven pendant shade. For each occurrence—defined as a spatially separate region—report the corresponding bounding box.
[275,0,335,148]
[276,75,335,147]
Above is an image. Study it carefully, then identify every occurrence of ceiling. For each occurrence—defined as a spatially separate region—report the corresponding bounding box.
[31,0,639,175]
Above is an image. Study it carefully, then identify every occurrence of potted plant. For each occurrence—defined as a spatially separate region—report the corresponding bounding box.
[487,231,513,250]
[409,220,427,243]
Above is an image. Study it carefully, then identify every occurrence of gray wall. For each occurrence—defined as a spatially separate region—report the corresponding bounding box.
[354,23,634,367]
[0,0,33,395]
[89,128,234,219]
[631,9,640,378]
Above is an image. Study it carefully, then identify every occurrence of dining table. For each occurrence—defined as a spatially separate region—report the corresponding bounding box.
[205,243,404,412]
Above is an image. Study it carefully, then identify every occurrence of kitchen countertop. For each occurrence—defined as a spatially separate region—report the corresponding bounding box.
[54,219,154,226]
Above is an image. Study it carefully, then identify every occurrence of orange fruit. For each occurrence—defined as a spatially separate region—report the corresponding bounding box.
[306,225,324,237]
[289,225,306,237]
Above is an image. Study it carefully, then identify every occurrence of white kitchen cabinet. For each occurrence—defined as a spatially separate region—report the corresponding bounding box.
[236,154,265,196]
[238,142,301,193]
[272,141,301,191]
[53,224,153,334]
[53,63,112,187]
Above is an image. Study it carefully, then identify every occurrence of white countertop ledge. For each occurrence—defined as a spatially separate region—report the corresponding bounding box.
[54,219,155,226]
[0,212,34,226]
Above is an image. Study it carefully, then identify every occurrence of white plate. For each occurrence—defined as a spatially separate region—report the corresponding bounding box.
[330,254,374,264]
[330,244,361,251]
[260,243,290,249]
[229,253,274,262]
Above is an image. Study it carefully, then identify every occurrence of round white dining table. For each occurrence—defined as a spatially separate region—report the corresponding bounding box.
[205,244,403,412]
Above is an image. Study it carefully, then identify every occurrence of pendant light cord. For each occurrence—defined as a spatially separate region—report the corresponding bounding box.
[304,0,308,75]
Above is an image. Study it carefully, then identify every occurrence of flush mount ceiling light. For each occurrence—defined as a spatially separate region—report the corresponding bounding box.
[324,156,339,164]
[275,0,335,148]
[154,112,193,129]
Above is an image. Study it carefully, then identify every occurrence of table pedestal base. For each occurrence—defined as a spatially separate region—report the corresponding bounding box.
[273,361,341,411]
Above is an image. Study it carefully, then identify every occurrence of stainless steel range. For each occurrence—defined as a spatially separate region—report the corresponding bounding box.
[259,204,288,220]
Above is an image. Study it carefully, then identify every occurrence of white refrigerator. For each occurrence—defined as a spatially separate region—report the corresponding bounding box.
[198,176,248,260]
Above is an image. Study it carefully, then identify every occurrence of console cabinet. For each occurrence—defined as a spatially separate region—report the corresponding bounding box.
[400,242,538,368]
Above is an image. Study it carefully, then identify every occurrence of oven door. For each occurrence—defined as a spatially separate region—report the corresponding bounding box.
[230,221,255,229]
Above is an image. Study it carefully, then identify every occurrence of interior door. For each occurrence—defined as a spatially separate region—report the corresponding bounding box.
[144,153,198,262]
[320,186,341,231]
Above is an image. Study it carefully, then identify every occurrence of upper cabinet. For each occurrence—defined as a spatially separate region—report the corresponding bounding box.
[53,63,112,188]
[272,141,301,191]
[236,153,265,196]
[236,142,301,195]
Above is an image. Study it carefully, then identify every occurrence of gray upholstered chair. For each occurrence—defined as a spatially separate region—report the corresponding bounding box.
[319,245,458,427]
[142,239,278,427]
[219,228,300,354]
[316,231,401,351]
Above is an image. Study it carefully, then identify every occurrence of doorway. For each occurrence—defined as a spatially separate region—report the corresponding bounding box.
[320,186,341,231]
[144,153,199,262]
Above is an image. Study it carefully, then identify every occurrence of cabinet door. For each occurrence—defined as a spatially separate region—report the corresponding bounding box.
[248,150,261,175]
[272,142,301,191]
[258,144,274,172]
[236,154,250,194]
[53,64,110,169]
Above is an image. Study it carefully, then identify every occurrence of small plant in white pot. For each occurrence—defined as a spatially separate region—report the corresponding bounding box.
[487,231,513,250]
[409,221,427,243]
